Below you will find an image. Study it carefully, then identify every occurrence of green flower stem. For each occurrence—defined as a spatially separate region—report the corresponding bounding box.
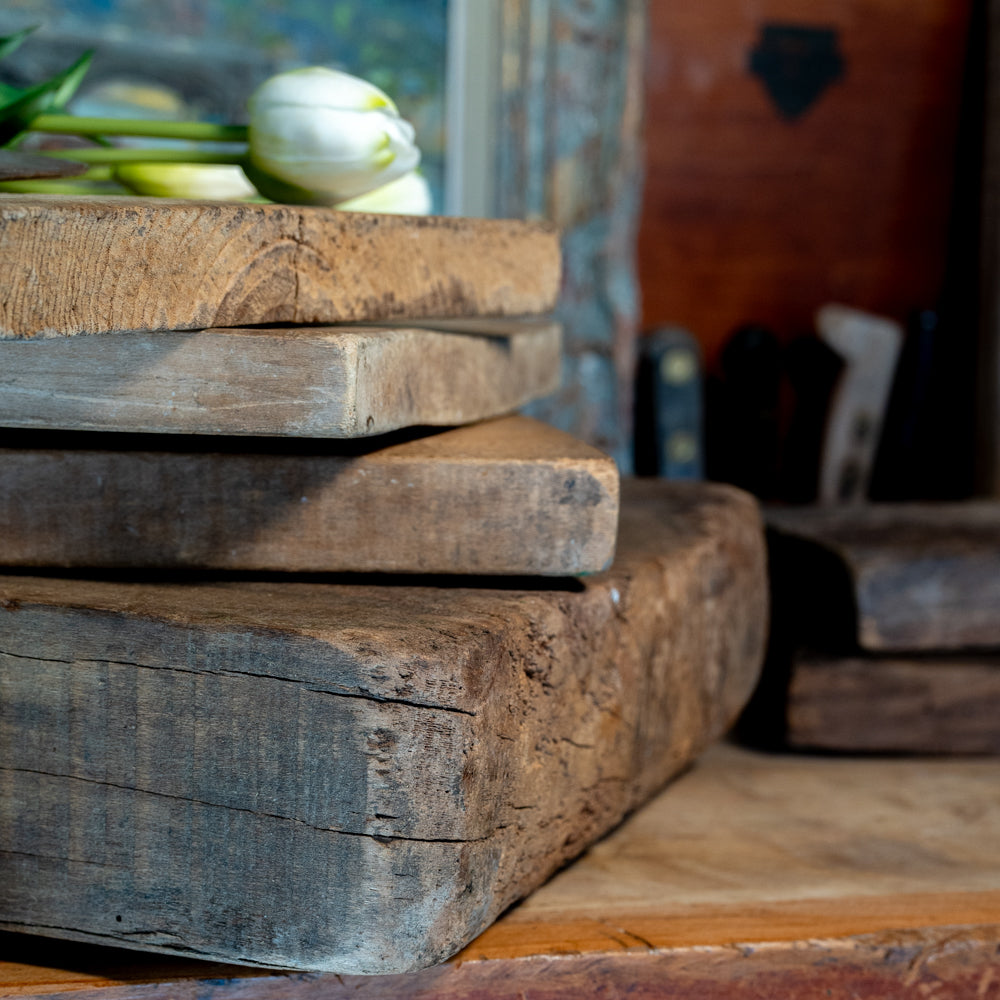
[30,113,248,143]
[0,179,124,194]
[42,147,246,165]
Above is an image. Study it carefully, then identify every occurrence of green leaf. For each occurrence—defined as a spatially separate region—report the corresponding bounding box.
[48,49,94,109]
[0,48,93,146]
[0,28,39,110]
[0,82,25,105]
[0,25,39,62]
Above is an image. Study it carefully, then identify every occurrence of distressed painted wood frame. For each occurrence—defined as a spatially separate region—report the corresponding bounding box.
[493,0,647,472]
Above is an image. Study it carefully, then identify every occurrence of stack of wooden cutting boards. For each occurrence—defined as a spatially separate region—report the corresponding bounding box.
[751,502,1000,754]
[0,196,767,975]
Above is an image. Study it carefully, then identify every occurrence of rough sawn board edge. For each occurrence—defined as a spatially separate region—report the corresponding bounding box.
[0,197,560,339]
[0,415,619,575]
[0,320,561,437]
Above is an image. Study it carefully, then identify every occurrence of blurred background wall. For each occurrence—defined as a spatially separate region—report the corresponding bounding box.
[638,1,981,502]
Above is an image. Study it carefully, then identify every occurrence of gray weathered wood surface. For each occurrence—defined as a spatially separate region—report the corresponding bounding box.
[0,320,560,437]
[786,653,1000,754]
[0,197,560,339]
[5,745,1000,999]
[0,416,618,576]
[0,478,767,975]
[767,501,1000,650]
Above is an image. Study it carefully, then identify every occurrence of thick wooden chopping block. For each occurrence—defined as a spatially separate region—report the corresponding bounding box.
[5,745,1000,998]
[767,502,1000,651]
[0,416,618,576]
[0,479,767,974]
[0,197,560,339]
[0,319,560,437]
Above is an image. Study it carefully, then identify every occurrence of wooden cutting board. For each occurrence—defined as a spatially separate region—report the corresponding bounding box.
[767,502,1000,650]
[0,197,560,339]
[0,478,767,975]
[0,319,560,437]
[0,416,618,576]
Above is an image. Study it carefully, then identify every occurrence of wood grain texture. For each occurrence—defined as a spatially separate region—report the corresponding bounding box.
[0,197,560,339]
[0,319,560,437]
[639,1,971,369]
[4,745,1000,997]
[787,653,1000,753]
[0,416,618,576]
[0,479,767,975]
[768,501,1000,650]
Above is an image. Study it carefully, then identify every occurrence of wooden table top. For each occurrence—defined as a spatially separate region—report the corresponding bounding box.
[4,743,1000,998]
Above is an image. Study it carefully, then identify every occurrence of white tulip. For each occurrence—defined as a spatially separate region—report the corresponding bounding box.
[114,163,259,200]
[244,67,420,206]
[334,171,431,215]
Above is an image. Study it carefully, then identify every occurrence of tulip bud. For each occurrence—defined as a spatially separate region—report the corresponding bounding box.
[334,170,432,215]
[244,67,420,206]
[114,162,259,200]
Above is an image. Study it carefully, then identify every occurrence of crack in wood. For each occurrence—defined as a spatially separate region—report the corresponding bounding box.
[560,737,596,749]
[0,647,476,717]
[0,647,75,666]
[303,684,476,717]
[0,918,199,952]
[1,766,488,846]
[601,922,657,951]
[0,848,120,869]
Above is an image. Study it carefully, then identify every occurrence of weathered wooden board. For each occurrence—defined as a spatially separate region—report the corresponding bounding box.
[0,479,767,975]
[0,319,560,437]
[0,150,88,181]
[0,197,560,339]
[5,745,1000,998]
[786,653,1000,754]
[767,502,1000,650]
[0,416,618,576]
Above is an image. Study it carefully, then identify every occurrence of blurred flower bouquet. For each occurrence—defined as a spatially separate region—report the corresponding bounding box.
[0,26,430,213]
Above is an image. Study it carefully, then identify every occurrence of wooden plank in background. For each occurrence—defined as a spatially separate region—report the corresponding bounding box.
[0,150,88,181]
[0,416,618,576]
[0,320,560,438]
[0,197,560,339]
[0,479,767,975]
[4,745,1000,997]
[786,654,1000,753]
[767,501,1000,650]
